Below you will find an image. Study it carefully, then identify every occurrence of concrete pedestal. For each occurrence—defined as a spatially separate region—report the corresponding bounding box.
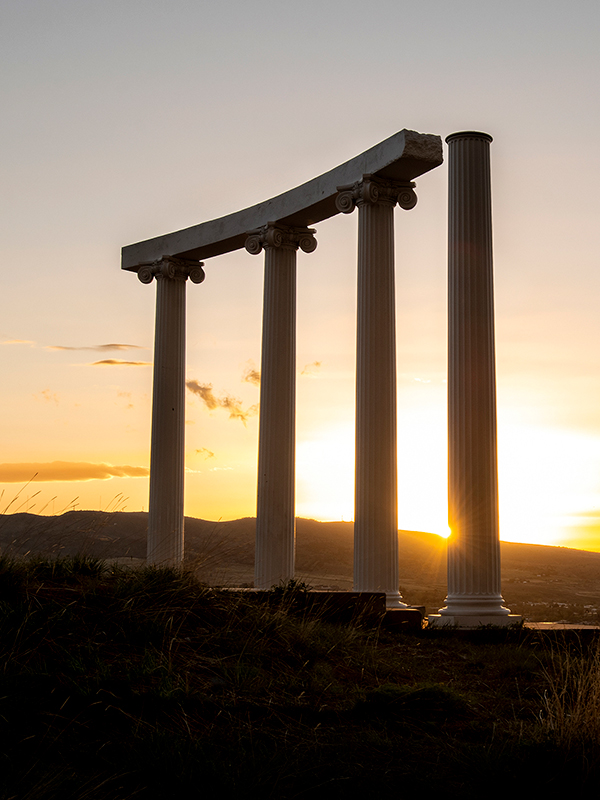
[429,132,519,629]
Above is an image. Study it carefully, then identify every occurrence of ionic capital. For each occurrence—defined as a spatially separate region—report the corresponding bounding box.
[245,222,317,256]
[137,256,206,285]
[335,175,417,214]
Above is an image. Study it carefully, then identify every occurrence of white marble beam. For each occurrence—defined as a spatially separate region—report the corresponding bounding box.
[138,257,206,566]
[246,224,317,588]
[122,130,442,270]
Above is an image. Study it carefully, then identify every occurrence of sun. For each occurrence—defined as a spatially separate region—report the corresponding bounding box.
[295,414,451,538]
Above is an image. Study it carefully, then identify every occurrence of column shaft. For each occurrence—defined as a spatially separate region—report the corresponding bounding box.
[354,198,402,607]
[431,131,517,626]
[147,274,187,565]
[255,245,297,588]
[247,224,316,589]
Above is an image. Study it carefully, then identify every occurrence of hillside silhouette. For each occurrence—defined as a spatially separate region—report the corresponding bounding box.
[1,511,600,619]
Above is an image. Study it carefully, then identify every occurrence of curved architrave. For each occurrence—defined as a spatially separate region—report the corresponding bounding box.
[121,129,442,270]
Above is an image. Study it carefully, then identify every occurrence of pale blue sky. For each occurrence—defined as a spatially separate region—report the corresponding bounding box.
[1,1,599,547]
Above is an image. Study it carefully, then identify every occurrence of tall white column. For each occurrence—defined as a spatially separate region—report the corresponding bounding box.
[138,257,205,566]
[246,224,317,589]
[429,132,518,627]
[336,176,417,608]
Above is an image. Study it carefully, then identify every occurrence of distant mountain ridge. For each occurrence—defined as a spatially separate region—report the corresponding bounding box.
[2,510,600,618]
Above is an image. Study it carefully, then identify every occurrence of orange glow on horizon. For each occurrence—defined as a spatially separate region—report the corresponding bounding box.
[2,416,600,553]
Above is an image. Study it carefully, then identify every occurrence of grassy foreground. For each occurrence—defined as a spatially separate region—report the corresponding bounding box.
[1,556,600,798]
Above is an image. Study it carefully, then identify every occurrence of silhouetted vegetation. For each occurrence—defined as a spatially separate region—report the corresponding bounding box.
[3,512,600,622]
[2,555,600,797]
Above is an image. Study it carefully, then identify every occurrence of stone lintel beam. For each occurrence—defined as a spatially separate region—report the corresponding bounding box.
[122,129,442,270]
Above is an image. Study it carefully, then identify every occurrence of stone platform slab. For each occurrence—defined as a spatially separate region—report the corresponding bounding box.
[224,589,425,629]
[225,589,387,624]
[427,614,522,629]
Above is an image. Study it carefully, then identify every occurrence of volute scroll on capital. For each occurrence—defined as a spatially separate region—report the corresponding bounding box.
[245,223,318,256]
[335,175,418,214]
[137,256,206,285]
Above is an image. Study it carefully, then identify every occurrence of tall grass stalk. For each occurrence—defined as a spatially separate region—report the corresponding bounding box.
[540,639,600,748]
[0,474,38,515]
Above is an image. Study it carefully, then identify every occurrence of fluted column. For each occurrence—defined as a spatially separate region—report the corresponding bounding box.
[429,132,518,627]
[138,256,206,565]
[246,223,317,588]
[336,176,417,608]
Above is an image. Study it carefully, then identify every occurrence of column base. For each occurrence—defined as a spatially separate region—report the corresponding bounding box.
[427,613,522,629]
[385,591,409,610]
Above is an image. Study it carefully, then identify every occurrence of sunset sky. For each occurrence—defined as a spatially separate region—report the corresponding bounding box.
[1,1,600,551]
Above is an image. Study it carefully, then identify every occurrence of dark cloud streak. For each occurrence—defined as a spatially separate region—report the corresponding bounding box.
[0,462,149,483]
[91,359,152,366]
[48,343,146,352]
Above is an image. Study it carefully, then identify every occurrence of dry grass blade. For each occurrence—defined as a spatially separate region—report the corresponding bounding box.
[539,638,600,748]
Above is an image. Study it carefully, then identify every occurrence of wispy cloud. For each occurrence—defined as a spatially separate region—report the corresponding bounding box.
[35,389,59,405]
[186,379,258,425]
[2,339,35,345]
[90,359,152,366]
[0,462,149,483]
[301,360,322,377]
[47,343,146,352]
[568,510,600,520]
[196,447,215,460]
[117,391,134,409]
[242,363,261,386]
[186,381,220,410]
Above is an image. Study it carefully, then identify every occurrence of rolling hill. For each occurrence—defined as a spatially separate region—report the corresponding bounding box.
[1,510,600,619]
